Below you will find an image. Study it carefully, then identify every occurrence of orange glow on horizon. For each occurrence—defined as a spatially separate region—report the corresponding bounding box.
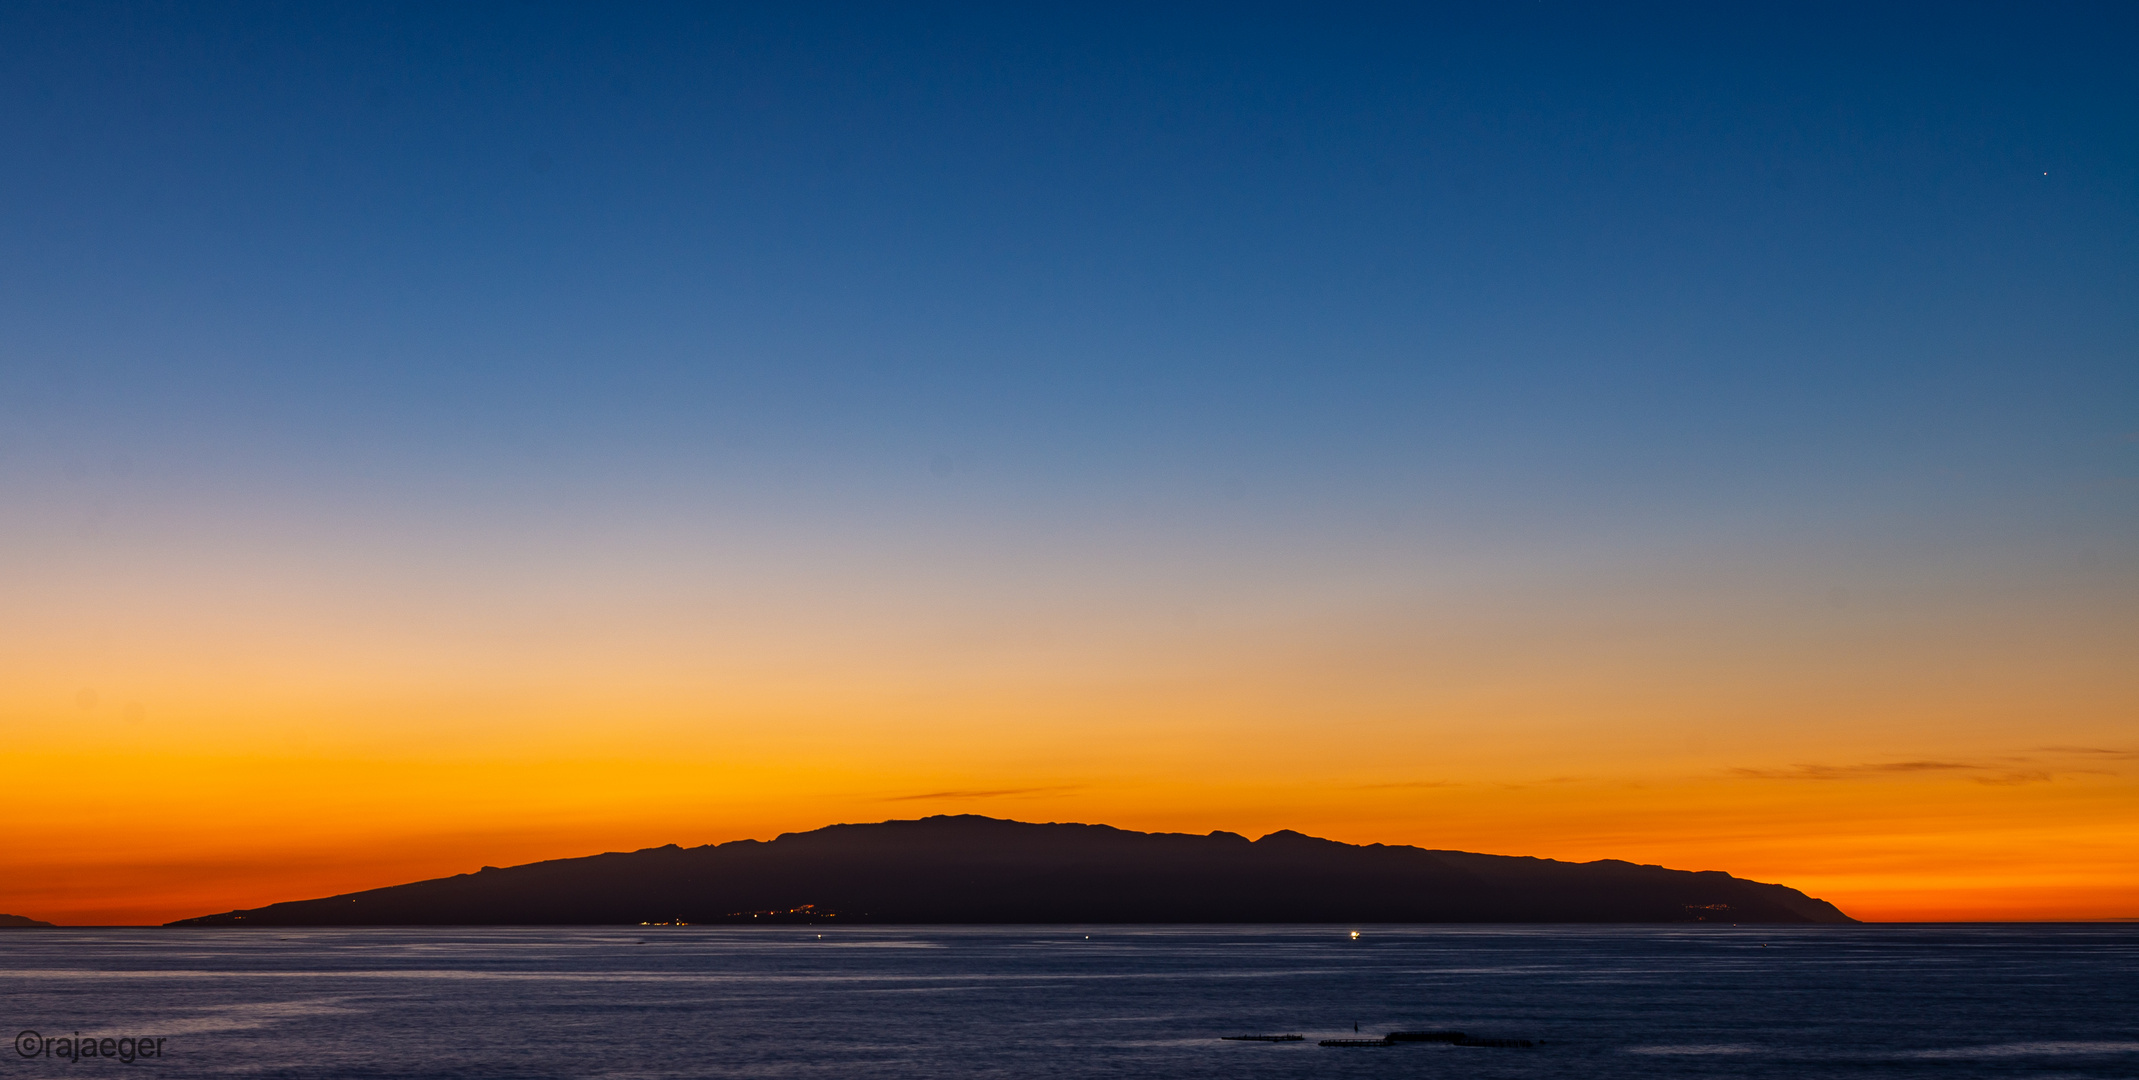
[5,514,2133,927]
[6,744,2133,925]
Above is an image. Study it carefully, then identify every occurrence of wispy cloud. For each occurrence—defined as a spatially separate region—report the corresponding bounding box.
[880,786,1079,801]
[2036,746,2139,759]
[1729,761,1978,781]
[1971,770,2055,786]
[1728,754,2118,785]
[1357,775,1595,791]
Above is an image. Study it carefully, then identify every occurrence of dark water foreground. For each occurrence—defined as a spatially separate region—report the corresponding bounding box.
[3,925,2134,1078]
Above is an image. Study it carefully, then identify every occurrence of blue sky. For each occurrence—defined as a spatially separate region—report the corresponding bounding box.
[6,3,2132,528]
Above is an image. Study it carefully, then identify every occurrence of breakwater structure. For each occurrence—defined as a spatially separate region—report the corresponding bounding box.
[1310,1030,1539,1048]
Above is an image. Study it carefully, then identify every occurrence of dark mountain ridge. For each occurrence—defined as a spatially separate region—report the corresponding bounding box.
[168,815,1853,926]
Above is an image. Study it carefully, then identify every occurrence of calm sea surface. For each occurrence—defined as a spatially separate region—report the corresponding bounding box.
[3,925,2135,1078]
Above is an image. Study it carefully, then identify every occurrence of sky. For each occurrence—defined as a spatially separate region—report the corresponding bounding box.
[2,2,2135,925]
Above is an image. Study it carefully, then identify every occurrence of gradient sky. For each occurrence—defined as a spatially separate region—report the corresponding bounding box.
[3,2,2135,925]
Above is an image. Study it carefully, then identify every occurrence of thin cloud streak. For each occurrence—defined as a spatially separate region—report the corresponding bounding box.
[2036,746,2139,759]
[1730,761,1982,781]
[1970,771,2056,786]
[1726,757,2116,785]
[879,786,1081,802]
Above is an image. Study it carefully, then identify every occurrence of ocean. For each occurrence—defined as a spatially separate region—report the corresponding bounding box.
[3,924,2134,1077]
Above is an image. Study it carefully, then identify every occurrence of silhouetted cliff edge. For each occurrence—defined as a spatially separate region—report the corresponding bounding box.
[167,815,1854,926]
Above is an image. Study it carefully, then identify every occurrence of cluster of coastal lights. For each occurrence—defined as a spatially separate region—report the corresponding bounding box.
[630,926,1370,936]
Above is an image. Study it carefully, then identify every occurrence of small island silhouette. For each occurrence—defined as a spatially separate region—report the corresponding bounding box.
[168,815,1853,926]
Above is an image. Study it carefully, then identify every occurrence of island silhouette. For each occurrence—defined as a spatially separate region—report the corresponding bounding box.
[168,815,1853,926]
